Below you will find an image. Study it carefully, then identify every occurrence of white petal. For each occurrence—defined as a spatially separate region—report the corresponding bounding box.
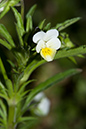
[40,48,56,62]
[36,40,45,53]
[47,37,61,50]
[36,97,50,116]
[32,31,45,43]
[43,29,59,41]
[34,92,45,102]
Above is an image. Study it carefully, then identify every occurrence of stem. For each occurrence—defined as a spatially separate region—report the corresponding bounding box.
[21,0,24,22]
[7,105,16,129]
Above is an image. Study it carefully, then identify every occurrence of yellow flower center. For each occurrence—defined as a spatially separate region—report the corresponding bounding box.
[41,48,52,56]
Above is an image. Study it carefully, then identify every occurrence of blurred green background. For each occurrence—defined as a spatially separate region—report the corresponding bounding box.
[0,0,86,129]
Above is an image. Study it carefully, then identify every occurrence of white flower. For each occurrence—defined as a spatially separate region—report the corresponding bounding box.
[0,0,4,12]
[0,7,4,12]
[33,92,51,116]
[32,29,61,62]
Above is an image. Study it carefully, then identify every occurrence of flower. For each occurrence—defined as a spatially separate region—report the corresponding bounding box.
[0,0,4,12]
[33,92,51,116]
[32,29,61,62]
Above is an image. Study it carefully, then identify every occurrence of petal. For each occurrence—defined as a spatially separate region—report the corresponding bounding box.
[46,37,61,50]
[32,31,45,43]
[36,40,45,53]
[40,48,56,62]
[43,29,59,41]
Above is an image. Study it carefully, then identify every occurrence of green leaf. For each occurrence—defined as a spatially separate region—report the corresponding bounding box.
[0,100,7,120]
[0,24,15,47]
[23,68,81,112]
[60,32,75,49]
[18,116,38,123]
[15,24,24,46]
[38,19,46,29]
[0,0,7,8]
[0,0,20,19]
[44,22,51,31]
[26,15,33,32]
[18,80,35,94]
[55,45,86,60]
[26,4,37,18]
[68,56,77,64]
[55,17,81,31]
[5,79,13,98]
[0,39,12,50]
[12,7,25,37]
[0,118,6,127]
[0,58,8,80]
[17,117,38,129]
[19,59,44,85]
[0,93,8,101]
[0,81,7,95]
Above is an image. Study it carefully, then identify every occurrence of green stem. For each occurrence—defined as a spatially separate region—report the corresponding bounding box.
[21,0,24,22]
[7,105,16,129]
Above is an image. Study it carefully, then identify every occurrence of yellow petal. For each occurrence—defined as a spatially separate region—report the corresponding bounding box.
[40,48,56,62]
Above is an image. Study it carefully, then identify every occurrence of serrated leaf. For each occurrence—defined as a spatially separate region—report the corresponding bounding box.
[55,17,81,31]
[12,7,25,37]
[0,39,12,50]
[23,68,81,112]
[26,4,37,18]
[0,24,15,47]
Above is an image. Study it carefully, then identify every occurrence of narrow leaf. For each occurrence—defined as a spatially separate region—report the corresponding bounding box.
[68,56,77,64]
[0,58,8,80]
[0,0,7,8]
[26,15,33,32]
[5,79,13,97]
[12,7,25,37]
[44,22,51,31]
[15,24,24,46]
[23,68,82,112]
[55,17,81,31]
[38,19,46,29]
[26,4,37,18]
[0,81,7,95]
[0,0,20,19]
[0,24,15,47]
[0,39,12,50]
[18,116,38,123]
[55,45,86,60]
[18,80,35,94]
